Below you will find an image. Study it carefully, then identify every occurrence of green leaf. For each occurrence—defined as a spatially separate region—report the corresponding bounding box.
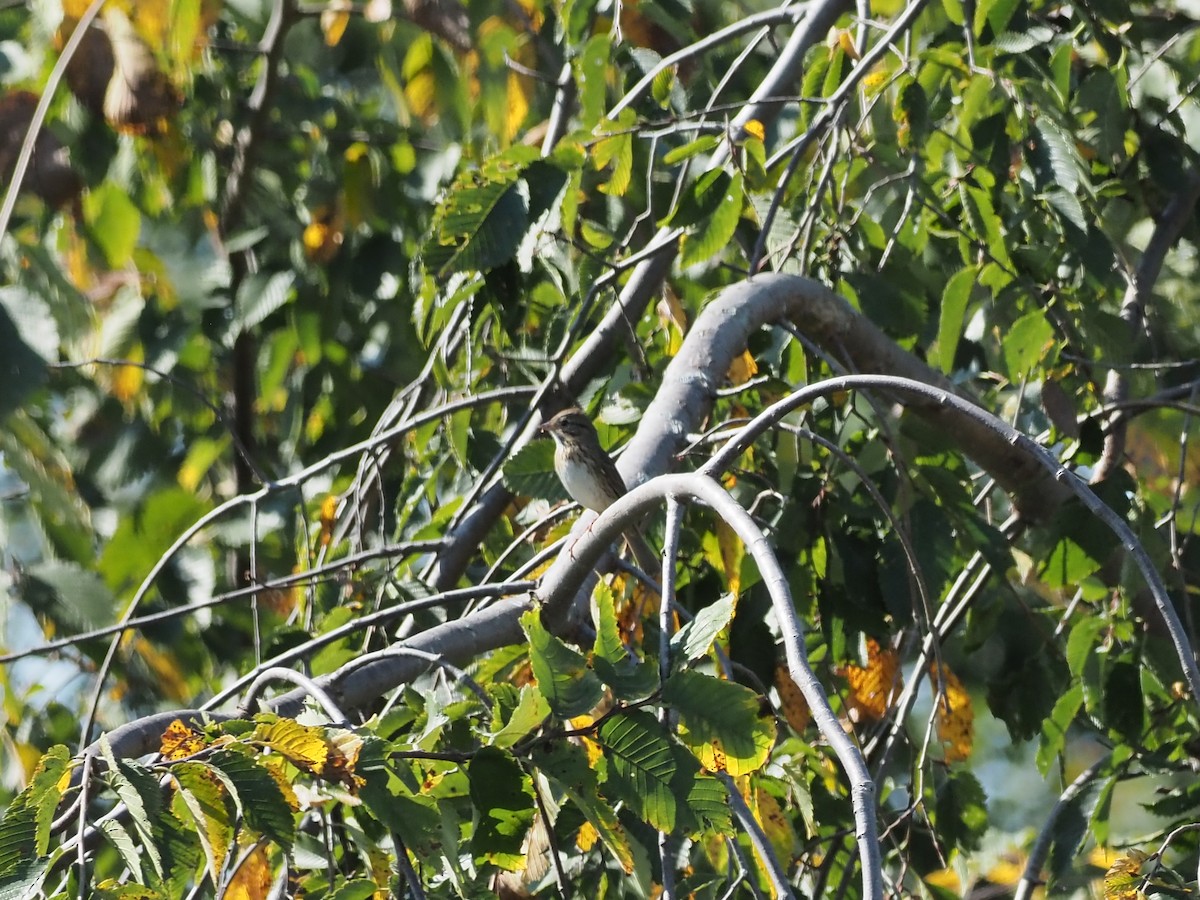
[99,819,147,884]
[594,116,635,197]
[172,761,233,886]
[1030,119,1081,194]
[331,881,382,900]
[1044,187,1087,233]
[521,609,605,718]
[936,266,976,373]
[21,560,116,632]
[1103,661,1145,743]
[101,739,166,880]
[667,168,731,228]
[423,148,541,278]
[652,66,675,108]
[663,135,719,165]
[0,745,71,877]
[490,684,550,749]
[684,769,731,835]
[663,670,775,775]
[468,747,536,871]
[974,0,1019,36]
[1002,309,1054,380]
[523,160,571,224]
[235,269,295,332]
[1065,617,1104,679]
[502,435,563,503]
[962,184,1012,268]
[0,789,37,878]
[1036,683,1082,774]
[85,184,141,267]
[669,593,735,667]
[207,748,296,852]
[680,172,743,268]
[433,178,529,275]
[576,34,612,127]
[598,710,678,832]
[1041,534,1102,587]
[0,296,49,420]
[934,769,988,852]
[357,741,442,854]
[98,488,210,594]
[894,78,928,150]
[0,857,47,898]
[593,581,657,700]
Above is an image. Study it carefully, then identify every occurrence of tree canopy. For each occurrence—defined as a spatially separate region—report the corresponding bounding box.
[2,0,1200,897]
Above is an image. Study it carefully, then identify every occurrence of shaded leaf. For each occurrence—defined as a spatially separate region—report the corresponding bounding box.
[468,747,536,870]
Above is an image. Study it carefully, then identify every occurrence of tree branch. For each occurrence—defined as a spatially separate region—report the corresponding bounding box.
[1093,169,1200,482]
[619,273,1073,522]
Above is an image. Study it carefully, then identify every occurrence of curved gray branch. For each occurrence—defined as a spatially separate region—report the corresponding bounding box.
[618,273,1072,522]
[695,371,1200,708]
[536,472,884,900]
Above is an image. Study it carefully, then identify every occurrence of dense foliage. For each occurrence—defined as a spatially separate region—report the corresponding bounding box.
[2,0,1200,897]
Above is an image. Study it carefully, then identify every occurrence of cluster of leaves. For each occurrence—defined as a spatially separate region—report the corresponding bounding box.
[1,588,787,896]
[2,0,1200,896]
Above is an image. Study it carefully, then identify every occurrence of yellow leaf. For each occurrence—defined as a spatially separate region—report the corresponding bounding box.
[319,494,339,547]
[576,821,598,851]
[303,204,343,263]
[252,718,332,775]
[1104,849,1150,900]
[924,868,961,892]
[506,71,530,143]
[225,845,272,900]
[405,71,437,119]
[112,345,145,403]
[862,65,890,94]
[655,284,687,355]
[742,119,765,142]
[726,349,758,386]
[929,663,974,762]
[570,714,604,767]
[131,636,190,700]
[836,639,900,722]
[321,2,353,46]
[715,519,743,596]
[835,29,860,60]
[260,755,301,811]
[752,786,795,869]
[513,0,544,29]
[160,719,207,761]
[773,665,810,734]
[985,855,1025,886]
[704,739,728,773]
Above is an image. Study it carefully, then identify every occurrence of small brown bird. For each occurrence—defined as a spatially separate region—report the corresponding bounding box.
[541,408,659,574]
